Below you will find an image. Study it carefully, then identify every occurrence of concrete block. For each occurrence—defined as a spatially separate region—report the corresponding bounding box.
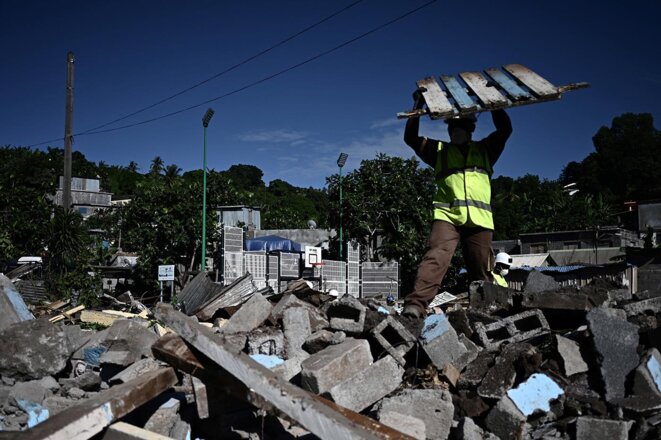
[623,296,661,316]
[271,293,329,331]
[221,293,272,334]
[506,373,564,416]
[272,352,309,381]
[247,327,285,357]
[327,294,366,334]
[300,338,372,394]
[192,376,209,420]
[456,417,499,440]
[370,316,416,366]
[9,380,50,407]
[100,341,137,367]
[522,291,596,311]
[376,389,454,440]
[575,417,631,440]
[456,333,480,367]
[524,270,560,293]
[474,309,550,350]
[0,274,34,331]
[283,306,312,358]
[458,351,495,389]
[378,411,425,440]
[302,330,345,354]
[485,396,527,440]
[587,307,639,401]
[144,397,182,436]
[419,313,468,370]
[0,319,74,380]
[60,370,102,391]
[632,348,661,398]
[478,343,535,399]
[469,280,515,311]
[108,358,161,385]
[555,334,588,376]
[104,421,176,440]
[325,355,403,412]
[607,288,632,302]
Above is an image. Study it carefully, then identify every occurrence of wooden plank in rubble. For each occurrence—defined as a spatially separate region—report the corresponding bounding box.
[484,67,531,101]
[441,75,477,112]
[415,76,454,119]
[153,304,414,440]
[459,71,509,109]
[503,64,559,98]
[23,368,177,440]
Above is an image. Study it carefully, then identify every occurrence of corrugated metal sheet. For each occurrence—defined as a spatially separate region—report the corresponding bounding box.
[14,280,48,305]
[178,272,225,315]
[511,253,550,268]
[548,247,625,266]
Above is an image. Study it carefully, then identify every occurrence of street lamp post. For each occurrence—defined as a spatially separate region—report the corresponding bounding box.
[201,108,215,273]
[337,153,348,260]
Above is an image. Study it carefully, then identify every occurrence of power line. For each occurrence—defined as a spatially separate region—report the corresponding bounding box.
[27,0,437,146]
[78,0,367,135]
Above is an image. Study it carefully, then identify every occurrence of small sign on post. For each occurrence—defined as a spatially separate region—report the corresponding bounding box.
[158,265,175,303]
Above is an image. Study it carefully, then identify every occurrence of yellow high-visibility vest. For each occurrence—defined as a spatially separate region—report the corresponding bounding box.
[492,272,508,287]
[433,141,494,230]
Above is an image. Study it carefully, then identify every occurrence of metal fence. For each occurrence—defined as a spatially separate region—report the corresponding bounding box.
[361,261,399,299]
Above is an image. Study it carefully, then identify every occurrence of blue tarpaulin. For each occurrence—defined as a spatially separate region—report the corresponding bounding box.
[245,235,302,252]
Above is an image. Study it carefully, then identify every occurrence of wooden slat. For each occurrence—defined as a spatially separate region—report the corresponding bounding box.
[503,64,558,98]
[415,76,454,119]
[440,75,477,111]
[459,71,508,109]
[484,67,531,101]
[153,304,414,440]
[23,368,177,440]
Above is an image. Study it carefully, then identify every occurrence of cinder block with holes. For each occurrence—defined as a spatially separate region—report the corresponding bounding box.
[327,294,366,334]
[474,309,550,350]
[371,316,416,366]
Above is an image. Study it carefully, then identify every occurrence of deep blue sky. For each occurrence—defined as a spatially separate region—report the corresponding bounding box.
[2,0,660,189]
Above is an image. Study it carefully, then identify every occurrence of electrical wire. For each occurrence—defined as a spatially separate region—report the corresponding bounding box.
[27,0,437,147]
[79,0,367,135]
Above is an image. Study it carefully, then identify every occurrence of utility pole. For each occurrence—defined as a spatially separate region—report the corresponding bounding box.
[62,51,75,210]
[201,108,215,273]
[337,153,348,260]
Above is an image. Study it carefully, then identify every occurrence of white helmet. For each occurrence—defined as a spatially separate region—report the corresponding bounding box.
[495,252,512,267]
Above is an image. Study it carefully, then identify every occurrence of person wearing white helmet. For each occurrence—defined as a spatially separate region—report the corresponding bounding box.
[492,252,512,287]
[402,89,512,319]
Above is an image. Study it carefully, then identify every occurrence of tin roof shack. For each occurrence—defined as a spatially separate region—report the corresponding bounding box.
[215,205,261,230]
[53,177,112,218]
[519,227,642,255]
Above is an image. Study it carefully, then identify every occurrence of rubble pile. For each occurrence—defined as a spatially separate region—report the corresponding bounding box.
[1,270,661,439]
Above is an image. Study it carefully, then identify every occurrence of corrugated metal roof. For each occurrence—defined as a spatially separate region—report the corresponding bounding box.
[548,248,624,266]
[512,265,586,273]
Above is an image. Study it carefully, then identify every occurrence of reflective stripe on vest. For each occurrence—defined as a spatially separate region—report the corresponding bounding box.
[433,141,494,229]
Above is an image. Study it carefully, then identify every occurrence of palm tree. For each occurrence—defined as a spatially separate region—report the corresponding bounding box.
[126,161,140,173]
[164,164,182,183]
[149,156,164,176]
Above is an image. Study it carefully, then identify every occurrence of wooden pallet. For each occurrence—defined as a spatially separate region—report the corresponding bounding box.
[397,64,589,120]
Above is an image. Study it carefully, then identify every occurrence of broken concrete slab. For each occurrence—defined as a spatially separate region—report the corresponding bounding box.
[108,358,162,385]
[221,293,272,334]
[474,309,550,350]
[555,334,589,377]
[0,319,75,380]
[378,411,425,440]
[325,355,404,412]
[458,351,495,389]
[104,421,176,440]
[247,327,285,357]
[370,316,416,366]
[283,306,312,358]
[300,338,372,394]
[271,293,329,332]
[524,270,560,293]
[456,417,499,440]
[144,397,182,436]
[327,294,367,334]
[271,352,309,381]
[60,371,102,391]
[9,380,50,408]
[0,273,34,331]
[419,313,468,370]
[302,330,345,354]
[632,348,661,398]
[485,396,527,440]
[376,389,454,440]
[522,290,598,311]
[587,307,640,401]
[623,296,661,317]
[478,343,536,399]
[506,373,564,416]
[575,416,631,440]
[469,280,515,311]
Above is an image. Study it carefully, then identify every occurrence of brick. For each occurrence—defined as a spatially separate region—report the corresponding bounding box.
[247,327,285,357]
[325,355,403,412]
[221,293,272,334]
[485,396,527,440]
[302,330,345,354]
[623,296,661,316]
[283,307,312,358]
[376,389,454,440]
[632,348,661,398]
[524,270,560,293]
[378,411,425,440]
[475,309,550,350]
[587,307,639,401]
[300,338,372,394]
[370,316,416,366]
[575,417,631,440]
[555,334,588,377]
[506,373,564,416]
[419,313,468,370]
[327,294,367,334]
